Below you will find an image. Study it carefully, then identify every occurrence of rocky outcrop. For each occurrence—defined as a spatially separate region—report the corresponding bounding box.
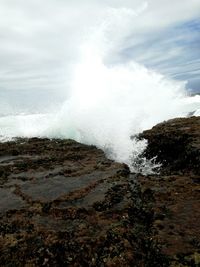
[138,116,200,266]
[139,116,200,175]
[0,116,199,266]
[0,138,166,266]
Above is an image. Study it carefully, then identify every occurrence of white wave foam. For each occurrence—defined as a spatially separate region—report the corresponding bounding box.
[0,6,200,173]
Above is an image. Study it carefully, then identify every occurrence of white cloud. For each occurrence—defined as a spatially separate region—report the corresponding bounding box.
[0,0,199,110]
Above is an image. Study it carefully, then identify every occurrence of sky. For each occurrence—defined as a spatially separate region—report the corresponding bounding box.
[0,0,200,114]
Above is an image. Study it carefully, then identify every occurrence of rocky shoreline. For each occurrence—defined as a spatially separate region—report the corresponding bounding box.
[139,116,200,266]
[0,116,199,266]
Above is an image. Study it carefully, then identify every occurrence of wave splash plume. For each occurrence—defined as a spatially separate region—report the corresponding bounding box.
[0,6,200,173]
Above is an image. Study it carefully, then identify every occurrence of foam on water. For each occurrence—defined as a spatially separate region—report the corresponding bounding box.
[0,6,200,173]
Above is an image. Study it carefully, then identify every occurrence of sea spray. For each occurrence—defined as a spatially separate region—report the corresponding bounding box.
[0,5,200,173]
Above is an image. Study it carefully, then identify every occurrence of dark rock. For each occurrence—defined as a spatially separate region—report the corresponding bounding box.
[140,116,200,174]
[138,116,200,266]
[0,138,166,266]
[0,116,199,266]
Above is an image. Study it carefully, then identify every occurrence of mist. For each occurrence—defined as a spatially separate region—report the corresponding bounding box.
[0,0,200,172]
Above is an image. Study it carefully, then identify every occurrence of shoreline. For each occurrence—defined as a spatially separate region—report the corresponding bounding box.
[0,116,199,266]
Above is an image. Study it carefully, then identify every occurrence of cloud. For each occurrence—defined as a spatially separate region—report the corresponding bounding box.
[0,0,199,112]
[121,18,200,92]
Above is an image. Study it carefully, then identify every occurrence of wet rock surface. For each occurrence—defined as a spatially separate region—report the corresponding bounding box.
[139,116,200,266]
[140,116,200,175]
[0,138,166,266]
[0,116,199,266]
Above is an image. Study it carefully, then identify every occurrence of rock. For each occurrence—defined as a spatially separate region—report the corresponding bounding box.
[0,138,167,266]
[138,116,200,266]
[0,115,199,266]
[140,116,200,175]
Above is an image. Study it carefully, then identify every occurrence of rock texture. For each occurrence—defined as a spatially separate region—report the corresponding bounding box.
[0,138,166,266]
[139,116,200,266]
[0,116,199,266]
[140,116,200,175]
